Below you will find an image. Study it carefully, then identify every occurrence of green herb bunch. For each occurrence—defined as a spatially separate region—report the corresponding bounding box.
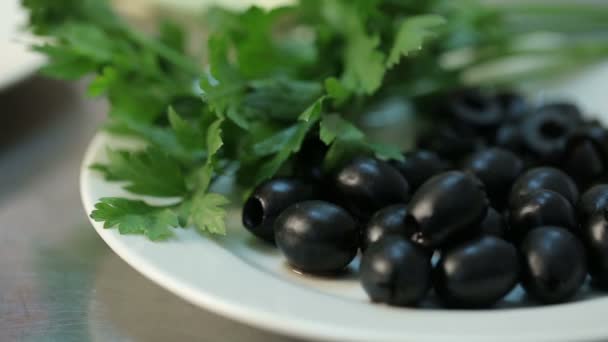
[23,0,608,239]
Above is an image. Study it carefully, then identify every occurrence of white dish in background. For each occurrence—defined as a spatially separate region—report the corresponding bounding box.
[0,0,44,91]
[81,62,608,342]
[139,0,292,11]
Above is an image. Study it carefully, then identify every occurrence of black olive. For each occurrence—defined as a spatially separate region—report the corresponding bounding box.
[407,171,489,247]
[520,108,576,163]
[578,184,608,224]
[463,147,524,209]
[496,91,528,123]
[564,125,608,189]
[360,237,431,306]
[274,201,359,274]
[495,123,525,153]
[521,112,574,163]
[362,204,413,251]
[509,189,577,242]
[433,236,519,308]
[243,178,317,243]
[294,135,328,182]
[334,157,410,220]
[390,150,447,191]
[446,89,503,132]
[416,124,484,162]
[586,118,603,127]
[582,125,608,159]
[509,167,579,208]
[582,209,608,289]
[478,207,507,238]
[563,136,605,190]
[520,226,587,304]
[536,102,585,127]
[441,207,508,254]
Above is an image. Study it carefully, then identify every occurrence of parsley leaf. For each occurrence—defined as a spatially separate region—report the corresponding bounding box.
[253,96,324,183]
[90,198,179,241]
[168,107,206,152]
[368,143,405,162]
[386,15,446,68]
[341,22,386,95]
[195,118,224,193]
[190,193,230,235]
[243,78,322,121]
[252,125,301,157]
[320,114,365,145]
[200,34,243,117]
[324,77,350,106]
[185,118,230,235]
[93,147,188,197]
[320,114,404,165]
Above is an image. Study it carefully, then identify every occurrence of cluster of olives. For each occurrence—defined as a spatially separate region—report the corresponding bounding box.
[242,89,608,308]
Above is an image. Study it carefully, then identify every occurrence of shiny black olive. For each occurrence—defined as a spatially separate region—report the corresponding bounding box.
[520,226,587,304]
[582,209,608,289]
[362,204,413,251]
[243,178,316,243]
[360,237,431,306]
[390,150,447,191]
[496,91,528,122]
[578,184,608,224]
[509,167,579,208]
[334,157,410,220]
[563,136,605,190]
[446,89,503,132]
[520,108,577,163]
[433,236,519,308]
[442,207,508,254]
[478,207,507,238]
[564,125,608,188]
[509,189,577,241]
[463,148,524,209]
[274,201,359,274]
[408,171,489,247]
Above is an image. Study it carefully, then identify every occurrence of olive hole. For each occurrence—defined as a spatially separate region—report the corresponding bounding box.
[243,197,265,228]
[540,120,566,139]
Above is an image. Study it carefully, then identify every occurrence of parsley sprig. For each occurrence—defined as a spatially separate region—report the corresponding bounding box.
[23,0,608,240]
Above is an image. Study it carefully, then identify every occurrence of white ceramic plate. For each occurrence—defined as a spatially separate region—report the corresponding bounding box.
[0,0,45,91]
[82,63,608,342]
